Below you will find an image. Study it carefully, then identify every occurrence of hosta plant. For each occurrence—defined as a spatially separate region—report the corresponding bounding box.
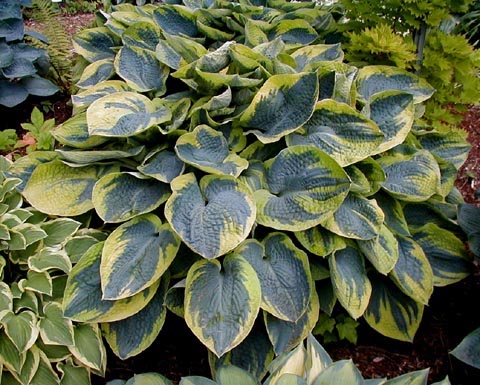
[5,0,474,378]
[0,156,108,384]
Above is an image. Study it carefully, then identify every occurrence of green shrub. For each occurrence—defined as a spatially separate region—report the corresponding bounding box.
[5,0,474,378]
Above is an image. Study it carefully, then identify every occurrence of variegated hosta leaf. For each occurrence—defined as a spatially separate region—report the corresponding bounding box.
[291,43,343,71]
[175,125,249,177]
[329,247,372,319]
[57,361,91,385]
[390,235,433,305]
[30,349,61,384]
[215,365,260,385]
[56,145,144,165]
[2,310,38,353]
[122,21,163,52]
[310,360,364,385]
[239,160,267,192]
[313,62,358,104]
[125,373,174,384]
[93,172,170,223]
[162,32,207,64]
[264,289,319,355]
[355,65,435,104]
[185,254,261,357]
[0,330,25,373]
[71,80,132,114]
[263,342,307,385]
[138,149,185,183]
[357,224,399,275]
[287,100,384,167]
[364,275,424,342]
[38,302,74,346]
[323,193,384,240]
[240,72,319,144]
[255,145,350,231]
[114,46,169,93]
[51,113,108,149]
[101,214,180,300]
[269,19,318,45]
[12,346,39,384]
[76,59,115,89]
[40,218,81,247]
[378,150,441,202]
[345,158,385,196]
[87,92,172,137]
[0,282,13,320]
[366,91,415,155]
[153,5,198,37]
[69,324,106,375]
[155,39,184,70]
[63,242,159,323]
[165,173,256,259]
[22,160,118,216]
[411,223,473,286]
[306,333,333,384]
[72,27,121,63]
[103,273,170,359]
[235,232,312,322]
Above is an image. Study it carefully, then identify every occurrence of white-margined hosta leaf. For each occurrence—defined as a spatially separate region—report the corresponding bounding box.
[122,21,163,52]
[366,91,415,155]
[56,145,144,165]
[255,145,350,231]
[310,360,364,385]
[69,324,106,374]
[175,125,248,177]
[357,224,399,275]
[286,99,384,166]
[138,149,185,183]
[165,173,256,259]
[12,346,39,384]
[103,273,170,359]
[264,288,319,355]
[378,150,441,202]
[38,302,74,346]
[115,46,169,93]
[153,5,198,37]
[87,92,172,137]
[28,248,72,274]
[71,80,132,114]
[291,43,343,71]
[185,254,261,357]
[72,27,121,63]
[355,65,435,104]
[312,62,358,104]
[29,349,61,384]
[51,113,108,149]
[2,310,38,353]
[0,282,12,320]
[411,223,473,286]
[240,72,318,144]
[0,330,25,373]
[216,365,260,385]
[390,235,433,305]
[295,226,346,257]
[323,193,384,240]
[329,247,372,319]
[76,59,115,89]
[57,361,91,385]
[21,270,52,295]
[364,275,424,342]
[22,160,119,216]
[40,218,81,247]
[100,214,180,300]
[93,172,170,223]
[235,232,312,322]
[63,242,159,323]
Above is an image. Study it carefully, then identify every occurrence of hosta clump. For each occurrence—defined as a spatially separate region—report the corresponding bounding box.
[0,157,108,384]
[6,0,474,378]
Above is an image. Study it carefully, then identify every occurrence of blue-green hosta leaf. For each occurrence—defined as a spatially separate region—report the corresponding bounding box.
[255,145,350,231]
[165,279,185,318]
[366,91,415,154]
[38,302,74,346]
[418,128,471,170]
[287,99,384,167]
[69,324,106,374]
[411,223,473,286]
[63,242,159,323]
[155,39,184,70]
[0,80,29,107]
[76,59,115,89]
[138,149,185,183]
[291,43,343,71]
[71,80,132,114]
[329,247,372,319]
[295,226,346,258]
[378,150,441,202]
[311,360,364,385]
[185,254,261,357]
[356,65,435,104]
[103,273,170,359]
[175,125,248,177]
[87,92,171,137]
[458,203,480,258]
[165,173,256,259]
[357,224,399,275]
[364,275,423,342]
[93,172,170,223]
[122,21,163,52]
[115,46,169,93]
[390,235,433,305]
[235,233,312,322]
[375,192,410,237]
[22,160,118,216]
[2,310,38,353]
[264,289,319,355]
[51,113,108,149]
[268,19,318,45]
[100,214,180,300]
[314,62,358,104]
[72,27,121,63]
[153,5,198,37]
[323,194,384,240]
[240,72,318,144]
[451,326,480,370]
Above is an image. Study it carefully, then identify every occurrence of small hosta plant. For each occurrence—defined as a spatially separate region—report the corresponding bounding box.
[6,0,474,378]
